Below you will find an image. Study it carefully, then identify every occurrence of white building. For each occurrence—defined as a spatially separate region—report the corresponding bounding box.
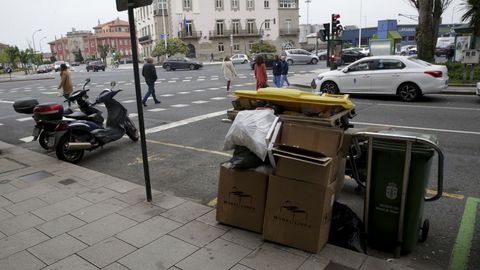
[135,0,299,60]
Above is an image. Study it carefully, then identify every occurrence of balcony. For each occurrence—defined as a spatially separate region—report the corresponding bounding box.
[279,28,300,36]
[235,29,260,37]
[138,35,152,44]
[178,31,202,39]
[209,30,232,38]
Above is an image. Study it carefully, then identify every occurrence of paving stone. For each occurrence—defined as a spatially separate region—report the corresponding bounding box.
[119,235,198,270]
[264,242,312,259]
[0,250,45,270]
[105,180,141,193]
[0,208,14,222]
[116,216,182,248]
[152,192,186,209]
[69,213,137,245]
[221,228,264,250]
[230,264,255,270]
[4,197,48,215]
[18,170,54,183]
[359,256,416,270]
[240,244,307,270]
[0,158,25,174]
[32,197,92,221]
[176,238,252,270]
[115,188,160,205]
[0,228,49,259]
[28,234,88,265]
[116,201,166,222]
[0,213,45,236]
[42,254,98,270]
[311,245,367,270]
[76,174,119,189]
[168,267,183,270]
[101,262,130,270]
[78,187,120,203]
[72,198,130,223]
[37,182,91,204]
[161,201,212,224]
[77,237,136,268]
[169,220,226,247]
[3,183,58,203]
[196,210,231,231]
[0,183,19,195]
[35,214,86,238]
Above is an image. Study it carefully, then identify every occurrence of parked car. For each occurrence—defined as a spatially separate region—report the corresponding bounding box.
[54,61,65,72]
[399,45,417,56]
[231,54,249,64]
[250,53,275,70]
[162,57,203,71]
[86,61,106,72]
[317,50,328,60]
[344,47,370,56]
[71,62,80,66]
[36,64,52,73]
[341,50,367,64]
[283,49,319,65]
[312,55,448,102]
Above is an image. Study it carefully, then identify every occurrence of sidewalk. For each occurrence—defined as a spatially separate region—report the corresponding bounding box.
[0,141,419,270]
[0,72,54,83]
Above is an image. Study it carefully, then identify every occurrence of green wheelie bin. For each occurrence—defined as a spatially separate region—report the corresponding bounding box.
[356,131,443,257]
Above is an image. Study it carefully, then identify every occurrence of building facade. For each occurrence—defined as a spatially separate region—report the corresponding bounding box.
[136,0,300,60]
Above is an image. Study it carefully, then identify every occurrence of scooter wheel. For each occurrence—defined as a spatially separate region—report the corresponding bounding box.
[55,135,84,164]
[38,131,49,150]
[125,118,139,142]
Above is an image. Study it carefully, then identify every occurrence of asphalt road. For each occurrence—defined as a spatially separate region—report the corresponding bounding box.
[0,62,479,269]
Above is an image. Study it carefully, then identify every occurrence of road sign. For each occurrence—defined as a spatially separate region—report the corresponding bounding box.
[116,0,153,11]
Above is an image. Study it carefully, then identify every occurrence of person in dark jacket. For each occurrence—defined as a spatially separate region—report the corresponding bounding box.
[280,55,290,87]
[272,55,282,87]
[141,58,160,107]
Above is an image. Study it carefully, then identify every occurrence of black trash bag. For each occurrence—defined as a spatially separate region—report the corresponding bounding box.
[230,145,265,169]
[328,202,367,254]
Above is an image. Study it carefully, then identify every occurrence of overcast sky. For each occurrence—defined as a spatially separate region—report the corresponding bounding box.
[0,0,466,52]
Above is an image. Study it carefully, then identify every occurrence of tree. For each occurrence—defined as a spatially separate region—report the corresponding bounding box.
[461,0,480,37]
[74,50,84,63]
[250,41,277,54]
[97,44,110,66]
[151,38,189,59]
[18,49,34,75]
[5,46,19,68]
[407,0,453,61]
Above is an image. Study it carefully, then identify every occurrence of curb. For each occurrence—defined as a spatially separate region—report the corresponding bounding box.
[0,77,55,83]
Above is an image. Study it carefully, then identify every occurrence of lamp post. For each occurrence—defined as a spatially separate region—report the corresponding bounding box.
[305,0,311,26]
[359,0,362,47]
[39,36,47,54]
[32,29,42,52]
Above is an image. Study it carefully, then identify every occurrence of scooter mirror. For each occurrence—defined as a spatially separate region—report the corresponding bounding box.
[85,78,91,84]
[110,81,116,87]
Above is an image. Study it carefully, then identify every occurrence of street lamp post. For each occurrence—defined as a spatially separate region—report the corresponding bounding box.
[359,0,362,47]
[39,36,47,54]
[305,0,311,26]
[32,29,42,52]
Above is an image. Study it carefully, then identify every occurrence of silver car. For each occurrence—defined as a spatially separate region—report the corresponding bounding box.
[283,49,319,65]
[231,54,249,64]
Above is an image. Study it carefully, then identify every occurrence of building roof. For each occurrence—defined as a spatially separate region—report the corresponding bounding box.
[94,18,129,29]
[93,32,131,39]
[48,37,68,45]
[0,42,9,48]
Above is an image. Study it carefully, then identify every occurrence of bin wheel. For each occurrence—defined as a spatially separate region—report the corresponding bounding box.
[419,219,430,242]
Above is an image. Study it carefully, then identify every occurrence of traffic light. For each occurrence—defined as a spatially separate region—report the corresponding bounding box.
[319,23,330,42]
[331,14,341,38]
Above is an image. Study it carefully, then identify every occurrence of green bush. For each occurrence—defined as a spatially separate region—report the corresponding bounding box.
[443,61,480,82]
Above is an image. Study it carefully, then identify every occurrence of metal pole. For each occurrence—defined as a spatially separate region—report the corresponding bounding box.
[32,29,42,52]
[161,0,168,57]
[39,36,47,56]
[359,0,362,47]
[305,0,311,26]
[127,5,153,202]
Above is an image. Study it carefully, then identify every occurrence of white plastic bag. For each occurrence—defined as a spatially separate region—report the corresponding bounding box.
[224,109,277,160]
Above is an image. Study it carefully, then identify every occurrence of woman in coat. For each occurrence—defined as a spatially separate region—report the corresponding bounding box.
[254,55,267,90]
[222,56,237,92]
[58,63,73,99]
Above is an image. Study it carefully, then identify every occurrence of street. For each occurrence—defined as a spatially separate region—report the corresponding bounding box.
[0,62,479,269]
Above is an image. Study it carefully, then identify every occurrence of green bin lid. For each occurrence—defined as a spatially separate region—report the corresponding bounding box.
[372,130,438,156]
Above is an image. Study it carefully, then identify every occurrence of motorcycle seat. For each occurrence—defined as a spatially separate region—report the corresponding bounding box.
[65,111,88,120]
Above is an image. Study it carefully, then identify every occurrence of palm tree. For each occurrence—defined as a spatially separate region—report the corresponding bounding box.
[462,0,480,36]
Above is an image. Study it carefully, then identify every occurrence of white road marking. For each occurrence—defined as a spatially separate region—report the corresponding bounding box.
[193,90,205,92]
[177,91,190,94]
[238,74,245,76]
[24,87,32,90]
[158,78,166,81]
[11,88,20,90]
[17,117,33,122]
[168,81,177,83]
[210,78,219,80]
[208,87,220,90]
[198,76,206,78]
[160,94,174,97]
[377,103,480,111]
[148,108,167,112]
[129,113,138,118]
[352,121,480,136]
[185,77,193,79]
[42,92,58,95]
[10,91,17,93]
[19,136,34,143]
[238,76,247,79]
[0,123,3,126]
[25,90,32,92]
[122,100,137,103]
[0,100,14,104]
[211,75,219,78]
[182,80,191,82]
[172,78,179,80]
[192,100,209,104]
[197,79,205,81]
[145,110,226,134]
[171,104,189,108]
[244,82,255,85]
[233,84,244,87]
[118,81,126,83]
[210,97,226,100]
[125,83,132,85]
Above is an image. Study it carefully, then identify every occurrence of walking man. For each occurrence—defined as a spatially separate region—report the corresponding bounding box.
[272,55,282,88]
[280,55,290,87]
[141,58,161,107]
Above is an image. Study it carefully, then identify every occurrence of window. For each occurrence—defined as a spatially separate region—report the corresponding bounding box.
[183,0,192,10]
[348,61,373,72]
[279,0,296,8]
[285,19,292,32]
[249,41,254,51]
[247,20,255,34]
[231,0,239,9]
[218,42,225,52]
[376,59,405,70]
[232,20,240,35]
[216,20,224,35]
[264,0,269,8]
[185,21,193,36]
[215,0,223,9]
[247,0,254,9]
[264,20,270,30]
[233,43,240,51]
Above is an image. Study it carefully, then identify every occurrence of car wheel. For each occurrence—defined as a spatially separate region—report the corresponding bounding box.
[310,58,318,64]
[102,68,105,71]
[287,59,293,65]
[165,65,171,71]
[189,64,195,70]
[397,82,421,102]
[319,55,326,60]
[321,81,340,94]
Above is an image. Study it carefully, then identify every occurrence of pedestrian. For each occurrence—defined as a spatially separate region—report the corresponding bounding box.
[446,46,455,62]
[141,57,161,107]
[58,63,73,102]
[280,55,290,87]
[254,55,268,90]
[272,55,282,87]
[211,53,214,62]
[222,56,237,92]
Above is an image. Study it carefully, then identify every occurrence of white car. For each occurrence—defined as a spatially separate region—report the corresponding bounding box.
[476,82,480,96]
[313,56,448,101]
[231,54,249,64]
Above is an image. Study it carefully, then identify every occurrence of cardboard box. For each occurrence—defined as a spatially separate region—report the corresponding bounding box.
[273,146,334,186]
[263,175,336,253]
[279,122,348,157]
[216,163,269,233]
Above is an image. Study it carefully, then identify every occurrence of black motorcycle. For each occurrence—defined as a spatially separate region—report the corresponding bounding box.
[54,81,139,163]
[13,79,103,150]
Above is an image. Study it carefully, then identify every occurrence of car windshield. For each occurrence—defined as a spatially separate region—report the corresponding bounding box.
[408,57,432,66]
